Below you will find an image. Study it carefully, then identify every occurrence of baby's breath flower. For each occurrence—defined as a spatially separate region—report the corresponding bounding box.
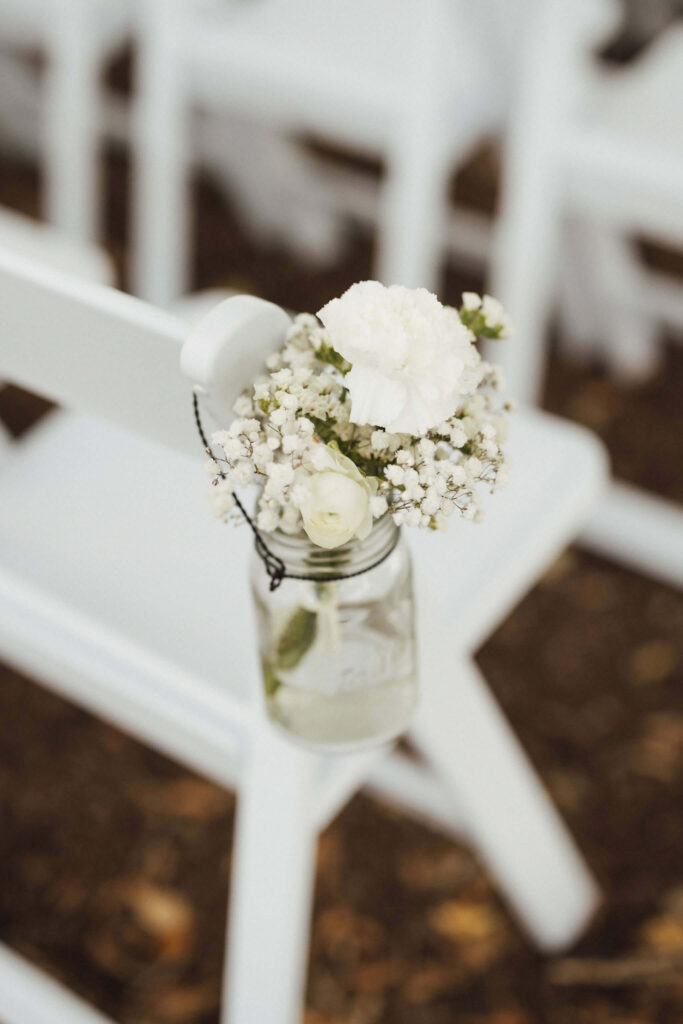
[462,291,481,311]
[370,495,388,517]
[371,429,390,451]
[385,464,405,486]
[233,394,254,417]
[257,507,279,532]
[210,283,511,546]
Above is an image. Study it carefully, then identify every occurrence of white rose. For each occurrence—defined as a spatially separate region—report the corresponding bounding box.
[298,445,377,550]
[318,281,482,436]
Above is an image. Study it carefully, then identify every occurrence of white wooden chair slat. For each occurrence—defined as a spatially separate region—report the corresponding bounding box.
[0,249,195,454]
[0,561,248,790]
[0,944,115,1024]
[0,207,113,285]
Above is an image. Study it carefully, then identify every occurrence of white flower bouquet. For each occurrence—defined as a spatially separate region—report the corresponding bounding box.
[204,281,513,752]
[209,281,512,549]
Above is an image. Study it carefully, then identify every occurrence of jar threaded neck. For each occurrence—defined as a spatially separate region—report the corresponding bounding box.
[258,514,399,579]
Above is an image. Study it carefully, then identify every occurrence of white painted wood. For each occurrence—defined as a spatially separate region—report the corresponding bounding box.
[0,212,112,454]
[410,409,607,655]
[0,0,130,245]
[492,0,683,588]
[181,294,291,424]
[0,207,113,283]
[132,0,191,306]
[43,11,100,242]
[490,0,597,404]
[411,658,599,951]
[132,0,504,300]
[364,752,466,838]
[0,944,115,1024]
[0,260,610,1022]
[224,720,319,1024]
[307,162,494,268]
[582,483,683,591]
[313,748,390,831]
[638,272,683,338]
[376,0,469,289]
[0,561,248,791]
[556,220,661,382]
[0,249,196,455]
[198,111,345,267]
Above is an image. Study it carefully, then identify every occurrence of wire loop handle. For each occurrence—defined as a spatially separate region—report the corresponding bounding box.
[193,392,397,590]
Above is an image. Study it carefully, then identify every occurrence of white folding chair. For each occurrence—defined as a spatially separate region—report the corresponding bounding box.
[0,0,131,243]
[490,0,683,590]
[0,206,113,462]
[131,0,511,305]
[0,250,607,1023]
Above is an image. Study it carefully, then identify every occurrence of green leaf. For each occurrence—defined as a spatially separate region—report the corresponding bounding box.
[315,342,352,375]
[458,307,506,340]
[262,661,283,698]
[310,420,388,479]
[275,607,318,671]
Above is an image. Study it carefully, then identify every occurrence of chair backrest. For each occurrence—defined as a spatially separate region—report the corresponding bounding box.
[0,247,290,454]
[165,0,476,101]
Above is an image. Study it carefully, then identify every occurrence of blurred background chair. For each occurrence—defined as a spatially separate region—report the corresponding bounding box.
[131,0,514,305]
[0,0,131,243]
[0,248,607,1022]
[491,0,683,589]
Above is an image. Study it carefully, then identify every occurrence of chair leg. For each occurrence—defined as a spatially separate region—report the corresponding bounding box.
[586,227,661,383]
[410,657,600,952]
[487,0,583,406]
[378,131,452,292]
[489,145,564,405]
[132,4,190,305]
[43,17,100,243]
[558,218,661,381]
[558,217,604,363]
[222,721,319,1024]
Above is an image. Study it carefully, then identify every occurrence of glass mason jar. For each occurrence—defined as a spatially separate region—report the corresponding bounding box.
[250,515,418,754]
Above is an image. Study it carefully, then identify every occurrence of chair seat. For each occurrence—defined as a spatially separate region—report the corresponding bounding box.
[185,0,494,146]
[0,406,606,702]
[0,0,129,51]
[0,410,258,700]
[411,408,606,653]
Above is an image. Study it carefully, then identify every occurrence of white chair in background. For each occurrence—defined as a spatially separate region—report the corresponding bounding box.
[491,0,683,589]
[132,0,513,305]
[0,249,607,1023]
[0,0,131,243]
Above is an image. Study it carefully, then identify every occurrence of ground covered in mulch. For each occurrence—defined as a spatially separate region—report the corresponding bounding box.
[1,145,683,1024]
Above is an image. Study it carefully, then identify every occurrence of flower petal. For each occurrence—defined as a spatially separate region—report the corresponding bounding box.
[346,365,406,429]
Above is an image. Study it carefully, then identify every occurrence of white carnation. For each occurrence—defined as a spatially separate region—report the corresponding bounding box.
[318,281,482,435]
